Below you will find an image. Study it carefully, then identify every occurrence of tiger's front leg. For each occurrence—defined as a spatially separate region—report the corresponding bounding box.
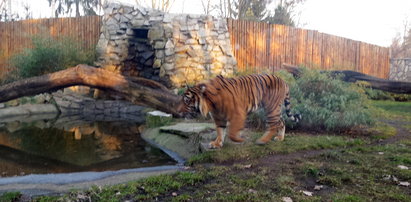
[208,118,227,149]
[209,127,226,149]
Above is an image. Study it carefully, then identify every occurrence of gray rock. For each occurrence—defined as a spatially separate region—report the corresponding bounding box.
[163,13,172,23]
[165,56,175,63]
[131,19,145,27]
[165,48,174,56]
[154,41,166,49]
[161,63,174,71]
[148,28,164,40]
[0,104,59,119]
[165,39,174,49]
[141,51,154,60]
[155,50,165,58]
[160,123,214,138]
[153,59,162,68]
[185,39,198,45]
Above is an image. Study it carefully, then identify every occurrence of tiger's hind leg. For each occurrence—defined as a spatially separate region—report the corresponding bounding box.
[274,120,285,141]
[256,106,284,144]
[256,120,285,144]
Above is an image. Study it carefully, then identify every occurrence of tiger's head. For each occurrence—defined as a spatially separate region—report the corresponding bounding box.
[177,84,211,118]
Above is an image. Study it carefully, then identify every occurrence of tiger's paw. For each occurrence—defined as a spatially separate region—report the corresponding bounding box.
[200,142,221,152]
[274,136,284,141]
[209,141,223,149]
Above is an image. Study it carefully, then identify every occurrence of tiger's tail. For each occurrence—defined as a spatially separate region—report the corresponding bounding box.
[284,86,302,123]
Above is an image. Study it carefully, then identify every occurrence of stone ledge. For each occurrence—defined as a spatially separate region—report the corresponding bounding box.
[0,104,59,119]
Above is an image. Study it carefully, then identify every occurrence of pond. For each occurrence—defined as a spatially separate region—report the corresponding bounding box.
[0,114,176,177]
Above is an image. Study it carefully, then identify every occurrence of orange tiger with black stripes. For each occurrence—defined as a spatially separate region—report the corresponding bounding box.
[177,74,301,149]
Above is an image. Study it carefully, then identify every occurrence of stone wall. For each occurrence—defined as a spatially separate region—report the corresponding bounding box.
[96,3,237,88]
[390,58,411,82]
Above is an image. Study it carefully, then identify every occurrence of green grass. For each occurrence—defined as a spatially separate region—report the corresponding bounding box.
[371,100,411,121]
[35,171,211,202]
[189,134,364,164]
[145,114,174,128]
[0,192,21,202]
[367,121,397,139]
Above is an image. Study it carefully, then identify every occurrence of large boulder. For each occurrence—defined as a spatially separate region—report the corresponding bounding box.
[141,122,215,160]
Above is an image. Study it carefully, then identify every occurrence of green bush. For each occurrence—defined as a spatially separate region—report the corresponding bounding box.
[362,87,394,101]
[8,34,96,81]
[275,68,374,131]
[356,82,411,101]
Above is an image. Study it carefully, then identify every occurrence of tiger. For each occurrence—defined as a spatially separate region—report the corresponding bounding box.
[177,74,301,149]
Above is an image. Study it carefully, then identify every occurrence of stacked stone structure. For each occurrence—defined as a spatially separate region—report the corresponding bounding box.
[96,3,237,87]
[390,58,411,82]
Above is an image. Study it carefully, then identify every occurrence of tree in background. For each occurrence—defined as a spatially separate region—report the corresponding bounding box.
[201,0,214,15]
[210,0,304,27]
[0,0,20,21]
[235,0,272,21]
[213,0,272,20]
[47,0,102,17]
[391,19,411,58]
[22,2,32,20]
[264,0,304,26]
[134,0,176,12]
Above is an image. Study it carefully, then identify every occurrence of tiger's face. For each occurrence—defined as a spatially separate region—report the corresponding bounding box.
[177,88,201,118]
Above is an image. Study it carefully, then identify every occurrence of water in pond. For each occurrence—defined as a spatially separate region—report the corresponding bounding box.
[0,114,175,177]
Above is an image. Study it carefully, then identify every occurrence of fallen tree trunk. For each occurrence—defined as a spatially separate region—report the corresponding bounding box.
[282,64,411,94]
[0,64,182,117]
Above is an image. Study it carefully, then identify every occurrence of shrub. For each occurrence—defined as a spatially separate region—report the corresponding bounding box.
[356,81,411,101]
[8,34,96,81]
[274,68,374,131]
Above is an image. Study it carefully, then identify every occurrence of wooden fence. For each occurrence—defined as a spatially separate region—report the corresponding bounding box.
[0,16,101,78]
[227,19,390,78]
[0,16,390,80]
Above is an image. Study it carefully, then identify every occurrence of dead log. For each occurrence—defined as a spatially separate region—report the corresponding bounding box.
[282,63,411,94]
[0,64,182,117]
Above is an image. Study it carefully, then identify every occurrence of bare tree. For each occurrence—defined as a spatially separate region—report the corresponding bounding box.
[390,17,411,58]
[201,0,214,15]
[47,0,102,17]
[135,0,176,12]
[214,0,233,18]
[22,2,32,20]
[0,0,19,21]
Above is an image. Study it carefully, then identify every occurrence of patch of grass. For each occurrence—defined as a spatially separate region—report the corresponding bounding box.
[145,114,174,128]
[331,193,365,202]
[295,143,411,201]
[301,162,321,177]
[371,100,411,121]
[187,152,212,166]
[34,196,63,202]
[189,133,364,164]
[367,121,397,139]
[0,192,21,202]
[171,193,192,201]
[35,171,210,202]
